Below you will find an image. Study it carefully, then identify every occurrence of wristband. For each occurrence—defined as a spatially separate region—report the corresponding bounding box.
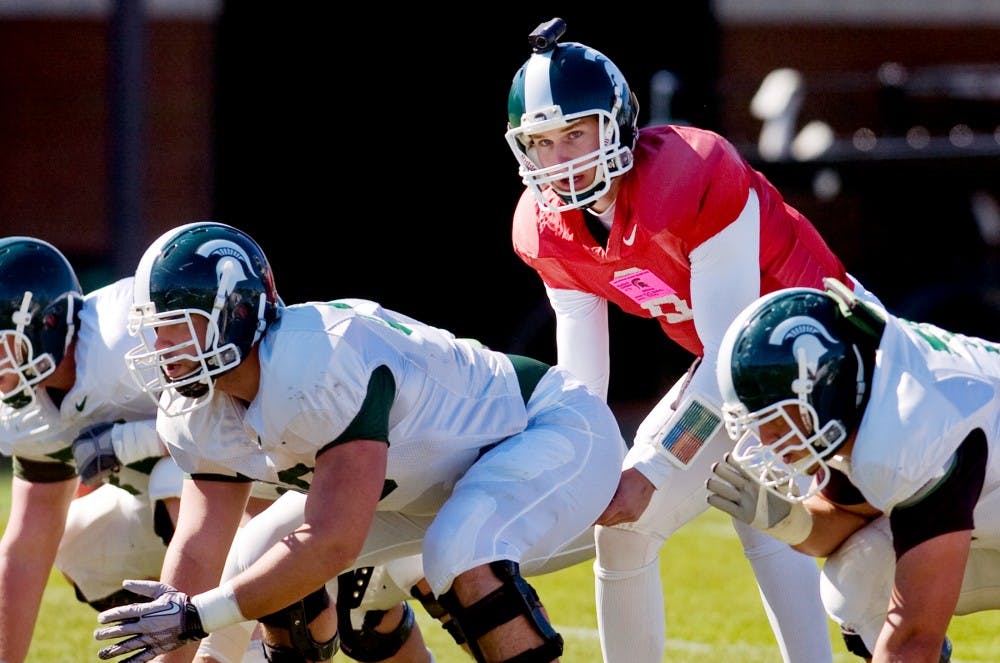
[191,582,246,633]
[764,501,813,546]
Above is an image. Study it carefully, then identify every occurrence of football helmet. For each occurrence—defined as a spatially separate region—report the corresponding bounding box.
[0,237,82,409]
[716,286,877,502]
[125,221,280,414]
[505,19,639,212]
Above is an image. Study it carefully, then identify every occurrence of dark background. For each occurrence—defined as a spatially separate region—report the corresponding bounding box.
[210,6,724,400]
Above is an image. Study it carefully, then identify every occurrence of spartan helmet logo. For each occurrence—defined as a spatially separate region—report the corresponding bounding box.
[768,315,839,400]
[196,239,258,299]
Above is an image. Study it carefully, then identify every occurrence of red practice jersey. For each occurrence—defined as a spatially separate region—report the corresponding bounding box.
[512,124,851,356]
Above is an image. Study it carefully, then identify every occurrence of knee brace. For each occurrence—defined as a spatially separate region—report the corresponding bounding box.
[337,603,415,662]
[437,560,563,663]
[336,567,415,662]
[411,581,467,646]
[259,587,339,662]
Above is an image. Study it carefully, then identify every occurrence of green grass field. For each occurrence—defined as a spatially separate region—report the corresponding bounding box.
[9,469,998,661]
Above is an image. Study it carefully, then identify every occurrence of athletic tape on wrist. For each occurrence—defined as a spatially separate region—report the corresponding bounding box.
[192,582,246,633]
[768,502,813,546]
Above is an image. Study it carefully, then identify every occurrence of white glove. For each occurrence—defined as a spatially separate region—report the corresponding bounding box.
[72,422,121,487]
[706,453,813,546]
[95,580,208,662]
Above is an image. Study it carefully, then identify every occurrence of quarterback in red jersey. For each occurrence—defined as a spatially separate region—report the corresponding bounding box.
[505,17,879,663]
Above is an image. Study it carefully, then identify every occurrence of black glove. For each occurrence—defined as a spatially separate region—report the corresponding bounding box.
[72,421,121,487]
[94,580,208,662]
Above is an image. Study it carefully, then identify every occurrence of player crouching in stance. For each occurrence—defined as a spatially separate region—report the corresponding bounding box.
[93,221,626,662]
[706,277,1000,662]
[0,236,188,663]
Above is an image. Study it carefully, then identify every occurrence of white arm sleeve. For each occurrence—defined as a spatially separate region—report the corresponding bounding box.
[110,419,167,466]
[544,285,610,400]
[627,190,762,487]
[687,188,762,403]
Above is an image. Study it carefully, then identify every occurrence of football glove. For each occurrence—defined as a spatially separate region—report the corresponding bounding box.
[72,421,121,487]
[94,580,208,662]
[706,452,812,545]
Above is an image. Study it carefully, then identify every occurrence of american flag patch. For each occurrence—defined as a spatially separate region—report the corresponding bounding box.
[658,398,722,468]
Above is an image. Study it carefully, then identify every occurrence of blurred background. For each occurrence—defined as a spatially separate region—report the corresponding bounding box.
[2,0,1000,409]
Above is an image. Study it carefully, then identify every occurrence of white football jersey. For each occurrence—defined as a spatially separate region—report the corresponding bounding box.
[849,314,1000,516]
[0,278,158,490]
[159,299,531,513]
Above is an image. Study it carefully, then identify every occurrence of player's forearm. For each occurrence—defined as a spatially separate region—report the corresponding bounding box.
[796,498,871,557]
[159,526,235,597]
[873,623,951,663]
[229,527,353,621]
[0,619,33,663]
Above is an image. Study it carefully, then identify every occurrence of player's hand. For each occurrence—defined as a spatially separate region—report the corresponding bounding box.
[706,453,812,545]
[597,468,656,526]
[72,421,121,487]
[94,580,208,662]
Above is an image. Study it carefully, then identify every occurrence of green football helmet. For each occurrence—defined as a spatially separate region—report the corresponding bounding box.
[0,237,82,409]
[125,221,280,414]
[505,18,639,212]
[716,286,878,501]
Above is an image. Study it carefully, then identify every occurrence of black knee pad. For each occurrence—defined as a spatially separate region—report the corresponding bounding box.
[259,587,339,661]
[153,499,175,546]
[410,581,467,646]
[335,566,415,660]
[262,635,340,663]
[338,603,415,662]
[437,560,563,663]
[841,628,872,660]
[80,586,150,612]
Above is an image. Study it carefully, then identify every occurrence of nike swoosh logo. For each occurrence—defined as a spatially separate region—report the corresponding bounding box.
[74,396,87,412]
[622,225,637,246]
[145,601,181,618]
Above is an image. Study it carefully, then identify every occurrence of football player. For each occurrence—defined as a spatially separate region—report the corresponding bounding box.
[505,17,879,663]
[707,278,1000,662]
[93,221,625,663]
[0,236,181,662]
